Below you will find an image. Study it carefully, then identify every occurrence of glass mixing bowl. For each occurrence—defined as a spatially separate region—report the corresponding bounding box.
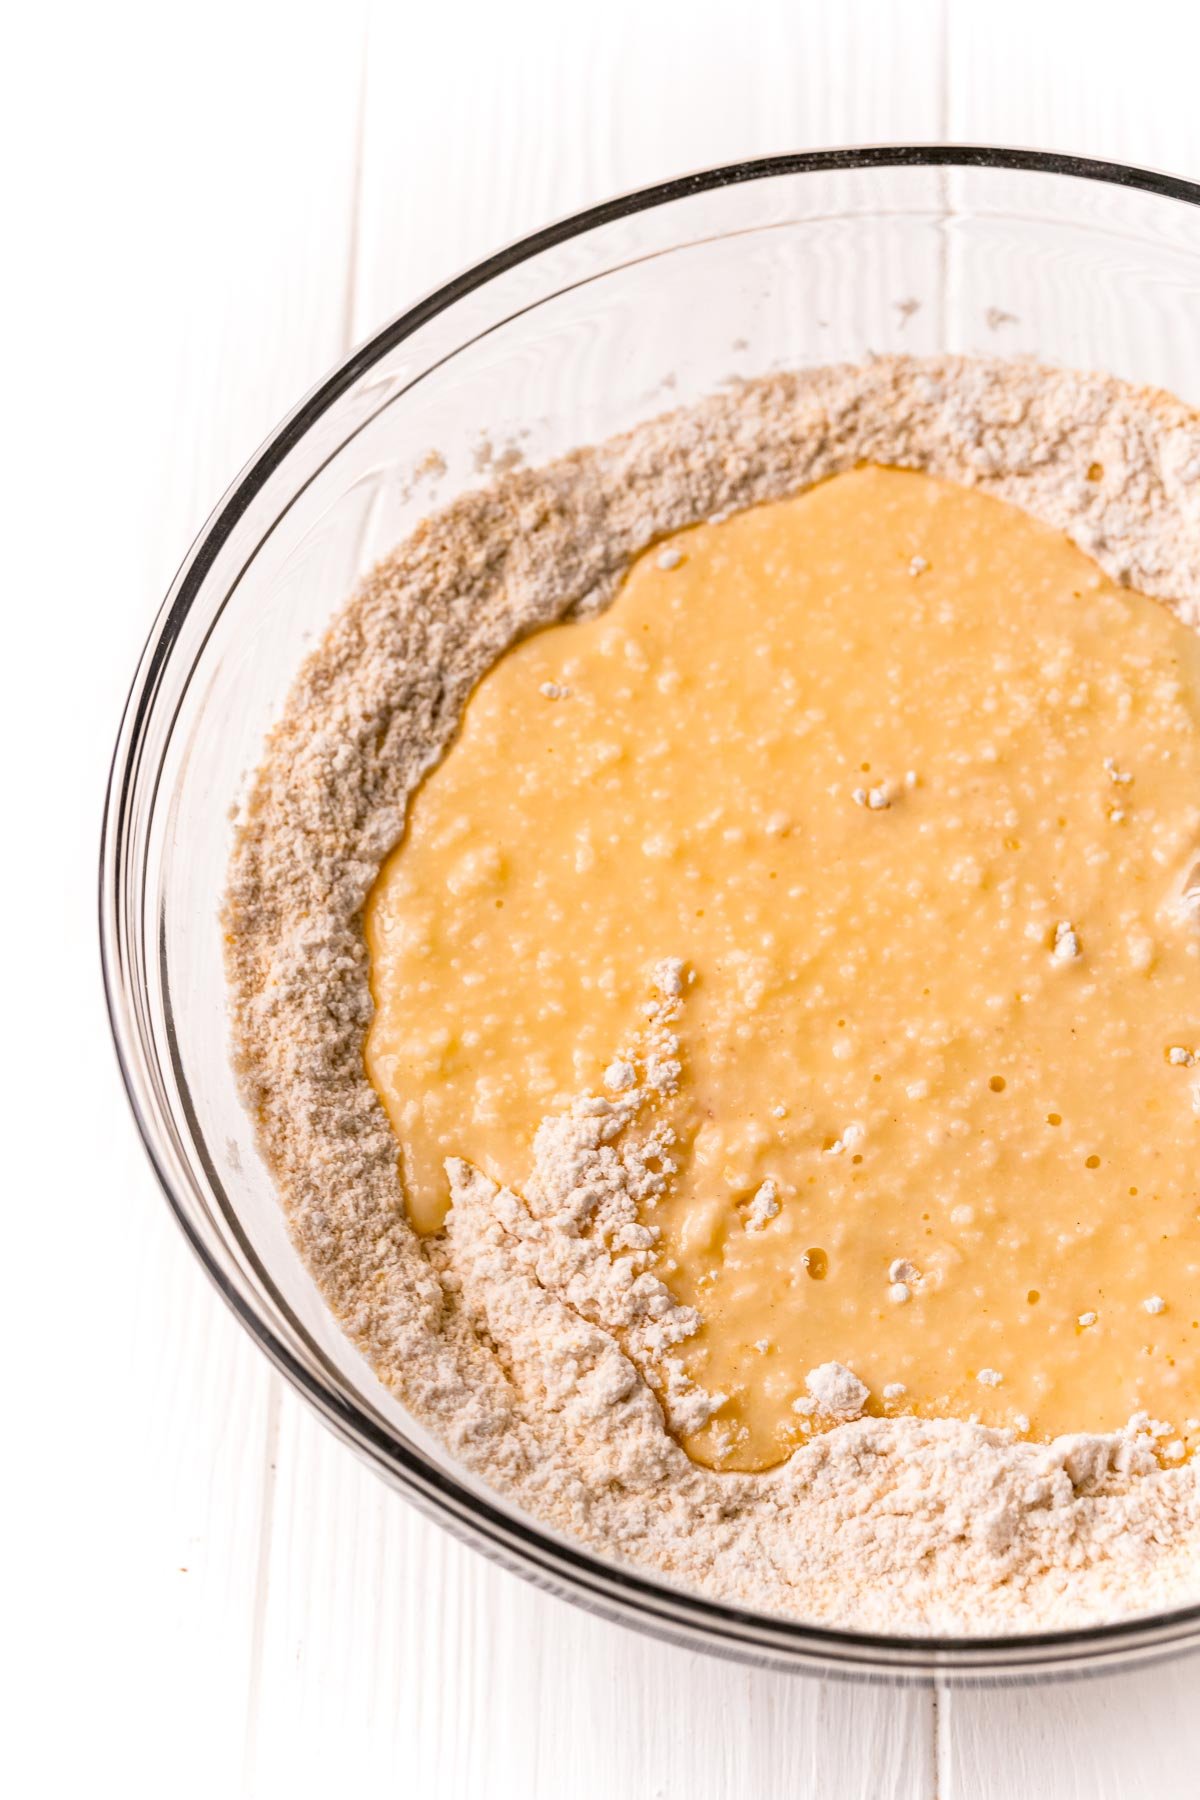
[101,148,1200,1681]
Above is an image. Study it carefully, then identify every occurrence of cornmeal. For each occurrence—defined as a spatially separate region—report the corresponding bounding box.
[227,357,1200,1635]
[365,466,1200,1472]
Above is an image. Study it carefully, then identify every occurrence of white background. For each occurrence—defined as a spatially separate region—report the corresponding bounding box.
[6,1,1200,1794]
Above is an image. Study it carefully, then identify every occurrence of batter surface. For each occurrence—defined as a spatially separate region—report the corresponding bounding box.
[366,466,1200,1472]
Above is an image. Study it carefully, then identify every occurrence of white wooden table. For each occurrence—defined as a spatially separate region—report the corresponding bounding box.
[9,2,1200,1793]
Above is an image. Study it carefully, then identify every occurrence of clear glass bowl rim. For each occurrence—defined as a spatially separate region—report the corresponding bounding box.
[100,144,1200,1680]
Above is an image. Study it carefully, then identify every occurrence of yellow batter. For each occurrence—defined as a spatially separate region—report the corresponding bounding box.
[364,466,1200,1472]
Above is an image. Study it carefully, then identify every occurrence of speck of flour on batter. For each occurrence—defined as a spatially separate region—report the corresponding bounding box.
[224,355,1200,1635]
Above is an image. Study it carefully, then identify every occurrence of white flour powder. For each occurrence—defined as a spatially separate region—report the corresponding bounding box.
[225,356,1200,1634]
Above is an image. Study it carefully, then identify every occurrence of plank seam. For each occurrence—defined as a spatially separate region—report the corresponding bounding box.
[239,1377,283,1799]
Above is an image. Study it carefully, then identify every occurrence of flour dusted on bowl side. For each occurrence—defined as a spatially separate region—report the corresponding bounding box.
[224,355,1200,1635]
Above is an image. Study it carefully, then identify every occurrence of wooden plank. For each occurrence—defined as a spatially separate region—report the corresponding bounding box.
[940,1657,1200,1800]
[3,2,366,1794]
[948,0,1200,172]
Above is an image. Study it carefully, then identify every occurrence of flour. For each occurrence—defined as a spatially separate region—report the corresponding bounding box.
[1053,919,1083,962]
[804,1362,870,1419]
[225,355,1200,1634]
[745,1180,781,1231]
